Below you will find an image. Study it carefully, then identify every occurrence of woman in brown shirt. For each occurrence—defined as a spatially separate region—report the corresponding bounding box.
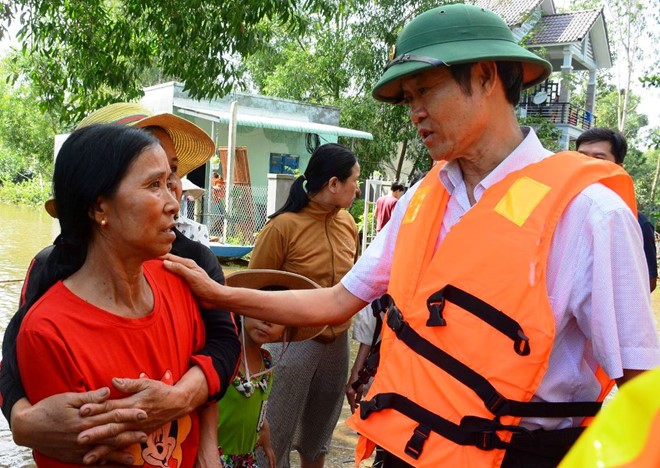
[249,143,360,468]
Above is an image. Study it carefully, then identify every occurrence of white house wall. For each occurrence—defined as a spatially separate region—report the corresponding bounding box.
[176,110,339,190]
[141,82,176,114]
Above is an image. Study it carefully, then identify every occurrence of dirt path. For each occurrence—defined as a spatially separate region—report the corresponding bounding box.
[285,398,372,468]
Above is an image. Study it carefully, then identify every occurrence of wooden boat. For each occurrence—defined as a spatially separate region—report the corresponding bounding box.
[208,242,253,260]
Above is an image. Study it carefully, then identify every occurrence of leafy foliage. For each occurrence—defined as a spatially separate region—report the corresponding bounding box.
[518,116,563,153]
[0,1,12,39]
[0,54,57,204]
[592,82,648,144]
[3,0,336,124]
[640,74,660,89]
[569,74,648,148]
[0,176,51,205]
[243,0,441,182]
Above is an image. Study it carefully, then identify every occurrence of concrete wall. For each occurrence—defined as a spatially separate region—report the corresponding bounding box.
[177,111,339,191]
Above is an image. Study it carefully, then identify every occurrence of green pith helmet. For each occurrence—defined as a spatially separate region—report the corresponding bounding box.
[373,4,552,104]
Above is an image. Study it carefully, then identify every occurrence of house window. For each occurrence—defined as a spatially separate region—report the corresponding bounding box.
[269,153,299,175]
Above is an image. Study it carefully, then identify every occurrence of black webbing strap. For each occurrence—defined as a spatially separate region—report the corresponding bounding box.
[359,393,515,458]
[386,306,602,418]
[427,285,531,356]
[350,295,390,392]
[360,393,587,459]
[369,294,390,349]
[508,426,586,449]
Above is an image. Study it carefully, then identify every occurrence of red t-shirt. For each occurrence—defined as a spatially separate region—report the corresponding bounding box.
[17,260,206,468]
[375,194,399,232]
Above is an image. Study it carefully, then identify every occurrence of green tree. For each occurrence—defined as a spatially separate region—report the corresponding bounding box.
[0,54,57,174]
[604,0,658,132]
[0,54,57,204]
[640,75,660,89]
[629,147,660,219]
[570,75,648,146]
[244,0,441,182]
[592,82,648,145]
[1,0,336,124]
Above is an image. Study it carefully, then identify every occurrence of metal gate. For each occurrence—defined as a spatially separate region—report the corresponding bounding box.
[361,179,393,254]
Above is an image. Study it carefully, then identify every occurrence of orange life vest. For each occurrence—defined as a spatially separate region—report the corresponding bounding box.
[346,152,637,467]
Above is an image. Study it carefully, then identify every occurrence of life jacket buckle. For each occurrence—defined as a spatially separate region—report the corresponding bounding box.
[514,330,531,356]
[372,293,393,316]
[359,397,381,419]
[485,393,506,415]
[476,431,496,451]
[426,289,447,327]
[386,305,405,333]
[461,416,500,450]
[352,353,380,392]
[404,424,430,460]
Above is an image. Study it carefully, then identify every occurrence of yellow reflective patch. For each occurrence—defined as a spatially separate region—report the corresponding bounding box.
[403,186,431,224]
[494,177,551,227]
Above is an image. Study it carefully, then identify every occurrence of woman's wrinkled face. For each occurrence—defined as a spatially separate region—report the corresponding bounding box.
[148,127,182,200]
[98,144,179,260]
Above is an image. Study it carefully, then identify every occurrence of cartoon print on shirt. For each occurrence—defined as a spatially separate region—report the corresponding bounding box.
[127,370,192,468]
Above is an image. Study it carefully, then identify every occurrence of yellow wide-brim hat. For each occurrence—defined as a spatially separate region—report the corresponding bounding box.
[225,269,328,342]
[45,102,215,218]
[76,102,214,178]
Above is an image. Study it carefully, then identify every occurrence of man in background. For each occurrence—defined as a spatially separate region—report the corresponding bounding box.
[576,127,658,292]
[375,182,405,232]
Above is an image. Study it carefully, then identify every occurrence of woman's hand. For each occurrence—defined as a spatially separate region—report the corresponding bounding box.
[10,392,144,465]
[78,367,209,464]
[162,254,222,309]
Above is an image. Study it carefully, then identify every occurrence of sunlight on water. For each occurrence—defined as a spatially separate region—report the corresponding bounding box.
[0,203,59,467]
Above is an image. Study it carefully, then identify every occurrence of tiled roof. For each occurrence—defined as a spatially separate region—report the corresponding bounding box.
[527,9,602,44]
[469,0,544,27]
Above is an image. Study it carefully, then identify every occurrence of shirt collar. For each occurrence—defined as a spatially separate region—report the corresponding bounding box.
[438,127,553,201]
[303,199,341,220]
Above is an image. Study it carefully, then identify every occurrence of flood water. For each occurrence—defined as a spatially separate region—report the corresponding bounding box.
[0,203,59,466]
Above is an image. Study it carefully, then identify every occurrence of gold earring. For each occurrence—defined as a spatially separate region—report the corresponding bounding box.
[101,219,107,227]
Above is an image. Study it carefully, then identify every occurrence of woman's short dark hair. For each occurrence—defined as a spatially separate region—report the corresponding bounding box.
[449,61,524,105]
[51,124,160,279]
[270,143,358,218]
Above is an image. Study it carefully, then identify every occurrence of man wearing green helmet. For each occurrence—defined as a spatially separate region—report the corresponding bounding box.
[164,4,660,467]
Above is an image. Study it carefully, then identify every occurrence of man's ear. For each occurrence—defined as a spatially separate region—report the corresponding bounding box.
[474,61,498,96]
